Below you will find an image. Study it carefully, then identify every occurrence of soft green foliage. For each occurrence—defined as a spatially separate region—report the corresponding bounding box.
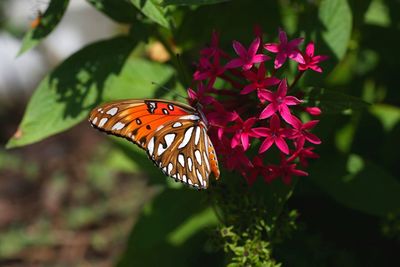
[18,0,70,55]
[4,0,400,265]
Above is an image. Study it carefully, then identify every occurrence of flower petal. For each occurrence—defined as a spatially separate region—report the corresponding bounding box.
[275,136,289,154]
[241,84,257,94]
[277,79,288,96]
[305,42,315,57]
[248,37,260,56]
[274,52,287,69]
[278,29,288,45]
[284,96,302,105]
[270,114,281,130]
[304,132,321,144]
[288,50,305,64]
[225,58,244,69]
[264,43,279,53]
[258,89,274,101]
[260,104,277,119]
[252,54,270,63]
[241,133,250,150]
[279,105,294,124]
[259,138,274,153]
[232,40,247,58]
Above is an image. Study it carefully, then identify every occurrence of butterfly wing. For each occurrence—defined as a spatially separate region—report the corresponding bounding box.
[89,99,220,189]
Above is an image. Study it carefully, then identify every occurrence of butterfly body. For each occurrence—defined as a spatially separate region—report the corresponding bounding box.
[89,99,220,189]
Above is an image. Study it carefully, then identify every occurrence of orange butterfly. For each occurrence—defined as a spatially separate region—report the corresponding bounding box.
[89,99,220,189]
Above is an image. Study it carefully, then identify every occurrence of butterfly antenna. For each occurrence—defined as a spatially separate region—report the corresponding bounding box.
[151,82,187,101]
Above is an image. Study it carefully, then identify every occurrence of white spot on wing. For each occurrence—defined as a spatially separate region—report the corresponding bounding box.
[188,179,193,185]
[111,122,125,130]
[157,144,167,156]
[106,107,118,116]
[178,127,194,149]
[148,137,155,156]
[99,118,108,127]
[188,157,193,171]
[204,151,210,172]
[167,163,173,175]
[172,122,182,128]
[182,175,187,183]
[179,115,200,121]
[92,117,98,125]
[164,134,176,148]
[196,169,203,186]
[178,154,185,167]
[156,125,164,131]
[194,127,201,145]
[195,150,202,165]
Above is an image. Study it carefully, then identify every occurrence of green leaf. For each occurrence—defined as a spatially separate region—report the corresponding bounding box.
[309,154,400,216]
[130,0,171,29]
[117,189,219,267]
[364,0,391,27]
[303,87,369,114]
[18,0,70,56]
[319,0,352,59]
[7,36,174,149]
[86,0,139,23]
[162,0,230,6]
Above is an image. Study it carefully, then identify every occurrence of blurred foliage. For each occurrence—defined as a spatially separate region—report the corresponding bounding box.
[2,0,400,266]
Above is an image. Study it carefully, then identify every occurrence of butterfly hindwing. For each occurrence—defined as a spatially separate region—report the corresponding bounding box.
[89,99,220,189]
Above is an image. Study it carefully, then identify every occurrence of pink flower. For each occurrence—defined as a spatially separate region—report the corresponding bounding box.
[259,79,302,123]
[229,116,259,151]
[298,42,328,73]
[305,106,322,116]
[245,156,271,184]
[226,37,270,71]
[252,114,290,154]
[288,116,321,145]
[288,146,319,167]
[241,63,280,95]
[187,82,215,106]
[206,101,238,139]
[264,29,305,69]
[269,157,308,184]
[217,137,252,173]
[193,54,225,83]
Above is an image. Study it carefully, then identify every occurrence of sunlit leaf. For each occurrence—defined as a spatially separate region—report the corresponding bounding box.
[18,0,70,56]
[130,0,171,29]
[162,0,230,6]
[7,37,174,149]
[319,0,352,59]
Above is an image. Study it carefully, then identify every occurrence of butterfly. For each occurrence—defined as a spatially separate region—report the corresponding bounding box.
[89,99,220,189]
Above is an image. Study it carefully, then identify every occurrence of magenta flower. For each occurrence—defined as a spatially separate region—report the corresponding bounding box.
[187,82,215,106]
[298,42,328,73]
[288,146,319,167]
[206,101,238,139]
[264,29,305,69]
[229,117,259,151]
[241,63,280,95]
[269,157,308,184]
[245,156,271,184]
[225,37,270,71]
[193,54,225,83]
[288,116,321,145]
[259,79,302,123]
[305,106,322,116]
[253,114,290,154]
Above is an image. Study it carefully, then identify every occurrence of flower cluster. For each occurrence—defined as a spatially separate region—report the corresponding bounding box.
[188,28,327,185]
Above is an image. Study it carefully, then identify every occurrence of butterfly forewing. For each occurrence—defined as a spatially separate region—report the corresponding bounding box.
[89,99,220,189]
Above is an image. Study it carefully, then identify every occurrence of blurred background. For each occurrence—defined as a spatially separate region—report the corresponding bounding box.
[1,0,400,266]
[1,1,153,266]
